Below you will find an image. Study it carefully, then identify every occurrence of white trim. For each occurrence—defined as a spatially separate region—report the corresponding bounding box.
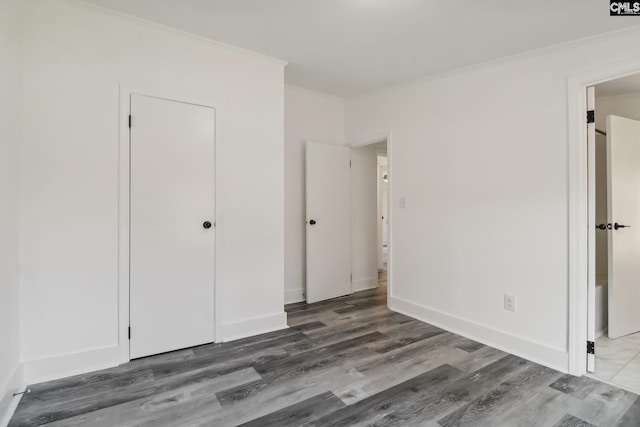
[0,364,24,427]
[567,57,640,376]
[352,277,378,292]
[349,27,640,101]
[284,287,305,304]
[119,84,223,364]
[389,296,568,373]
[222,312,288,342]
[22,346,120,386]
[118,85,131,365]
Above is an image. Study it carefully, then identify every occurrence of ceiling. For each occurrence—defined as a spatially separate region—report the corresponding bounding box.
[596,73,640,97]
[83,0,639,96]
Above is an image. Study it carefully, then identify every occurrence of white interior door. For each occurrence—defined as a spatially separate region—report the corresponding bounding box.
[306,142,351,303]
[607,114,640,339]
[130,94,215,359]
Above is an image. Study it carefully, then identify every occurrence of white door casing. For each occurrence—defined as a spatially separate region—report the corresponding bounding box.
[586,87,596,373]
[305,142,352,304]
[607,115,640,339]
[130,94,216,359]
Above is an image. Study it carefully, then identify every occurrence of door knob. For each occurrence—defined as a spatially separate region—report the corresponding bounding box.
[614,222,630,230]
[203,221,212,229]
[309,219,317,225]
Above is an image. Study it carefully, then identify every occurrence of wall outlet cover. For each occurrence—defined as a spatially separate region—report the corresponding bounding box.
[504,294,516,312]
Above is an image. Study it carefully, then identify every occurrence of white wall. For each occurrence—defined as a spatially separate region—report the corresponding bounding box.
[19,0,285,382]
[351,146,379,291]
[0,0,25,423]
[284,85,345,303]
[597,92,640,121]
[346,27,640,372]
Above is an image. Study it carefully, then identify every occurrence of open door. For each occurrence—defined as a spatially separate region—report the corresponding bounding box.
[607,115,640,339]
[306,142,351,303]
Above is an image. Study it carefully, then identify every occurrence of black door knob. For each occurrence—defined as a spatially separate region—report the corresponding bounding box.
[309,219,317,225]
[614,222,630,230]
[203,221,212,229]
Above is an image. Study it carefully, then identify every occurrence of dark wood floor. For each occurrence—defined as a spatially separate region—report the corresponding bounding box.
[9,271,640,426]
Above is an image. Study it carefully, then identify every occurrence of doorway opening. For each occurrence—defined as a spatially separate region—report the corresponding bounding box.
[587,74,640,394]
[567,58,640,378]
[377,153,389,272]
[351,136,390,306]
[300,133,392,308]
[376,147,389,297]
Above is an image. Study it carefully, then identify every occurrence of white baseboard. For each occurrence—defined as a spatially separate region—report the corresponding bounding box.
[285,288,305,304]
[0,364,25,427]
[222,311,288,342]
[352,277,378,292]
[23,345,121,386]
[389,296,569,373]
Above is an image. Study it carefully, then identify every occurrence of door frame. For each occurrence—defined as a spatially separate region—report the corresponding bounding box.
[567,59,640,376]
[118,84,221,363]
[349,131,393,304]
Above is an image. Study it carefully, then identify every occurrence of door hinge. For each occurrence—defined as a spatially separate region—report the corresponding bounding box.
[349,160,352,168]
[128,326,131,340]
[128,115,132,129]
[350,273,352,282]
[587,340,595,355]
[587,110,595,124]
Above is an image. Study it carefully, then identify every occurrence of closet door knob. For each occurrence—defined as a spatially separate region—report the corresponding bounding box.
[614,222,630,230]
[203,221,212,229]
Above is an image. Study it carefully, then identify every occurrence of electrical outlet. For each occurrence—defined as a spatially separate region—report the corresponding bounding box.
[399,197,407,209]
[504,294,516,312]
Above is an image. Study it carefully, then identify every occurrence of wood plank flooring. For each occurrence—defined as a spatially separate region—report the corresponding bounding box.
[9,271,640,426]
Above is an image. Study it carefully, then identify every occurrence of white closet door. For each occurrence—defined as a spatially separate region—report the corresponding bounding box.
[306,142,352,304]
[607,115,640,339]
[130,94,215,359]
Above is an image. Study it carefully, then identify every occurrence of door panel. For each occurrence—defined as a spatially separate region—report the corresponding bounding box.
[130,94,215,359]
[306,142,351,304]
[608,115,640,339]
